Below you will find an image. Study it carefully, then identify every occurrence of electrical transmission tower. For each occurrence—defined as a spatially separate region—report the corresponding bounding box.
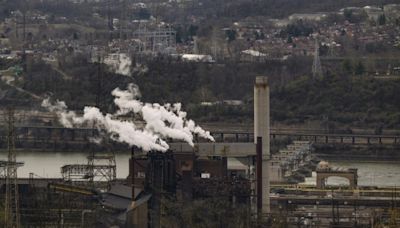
[5,109,21,228]
[312,39,323,79]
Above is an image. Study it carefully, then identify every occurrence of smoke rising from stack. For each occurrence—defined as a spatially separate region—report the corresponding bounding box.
[42,83,214,152]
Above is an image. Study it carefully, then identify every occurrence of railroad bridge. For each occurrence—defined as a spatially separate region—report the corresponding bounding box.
[210,131,400,145]
[0,126,399,150]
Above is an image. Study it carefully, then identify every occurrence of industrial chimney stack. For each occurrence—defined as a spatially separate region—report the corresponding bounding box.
[254,76,270,214]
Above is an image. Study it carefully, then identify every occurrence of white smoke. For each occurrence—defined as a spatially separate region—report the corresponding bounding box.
[42,83,214,152]
[103,53,132,76]
[89,136,103,144]
[116,54,132,76]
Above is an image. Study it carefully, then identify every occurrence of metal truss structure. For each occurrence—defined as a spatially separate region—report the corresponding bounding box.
[132,26,176,55]
[61,153,116,190]
[3,109,23,228]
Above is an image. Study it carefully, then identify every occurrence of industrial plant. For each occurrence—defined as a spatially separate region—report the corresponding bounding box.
[1,0,400,227]
[0,76,398,227]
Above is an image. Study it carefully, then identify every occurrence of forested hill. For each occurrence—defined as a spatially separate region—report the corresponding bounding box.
[187,74,400,129]
[270,75,400,129]
[1,58,400,129]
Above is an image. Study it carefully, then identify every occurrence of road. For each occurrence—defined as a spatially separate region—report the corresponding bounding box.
[0,74,43,100]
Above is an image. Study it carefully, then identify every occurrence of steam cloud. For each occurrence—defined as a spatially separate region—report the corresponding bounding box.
[42,83,214,152]
[103,53,132,76]
[115,54,132,76]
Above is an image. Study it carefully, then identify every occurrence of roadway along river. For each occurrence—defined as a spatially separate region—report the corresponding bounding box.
[1,152,400,187]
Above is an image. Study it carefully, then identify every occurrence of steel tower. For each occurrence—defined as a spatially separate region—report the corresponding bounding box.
[4,109,21,228]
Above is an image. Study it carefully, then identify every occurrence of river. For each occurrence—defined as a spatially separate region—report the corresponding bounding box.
[0,151,131,179]
[303,160,400,187]
[1,152,400,187]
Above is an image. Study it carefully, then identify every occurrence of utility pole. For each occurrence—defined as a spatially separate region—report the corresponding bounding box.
[95,55,103,110]
[22,9,26,42]
[14,12,19,40]
[107,0,113,31]
[212,29,218,62]
[4,109,21,228]
[119,0,127,39]
[21,0,29,73]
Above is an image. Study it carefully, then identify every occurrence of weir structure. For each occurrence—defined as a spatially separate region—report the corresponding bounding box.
[254,76,271,214]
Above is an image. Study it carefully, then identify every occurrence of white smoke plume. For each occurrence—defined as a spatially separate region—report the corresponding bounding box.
[116,54,132,76]
[42,83,214,152]
[103,53,132,76]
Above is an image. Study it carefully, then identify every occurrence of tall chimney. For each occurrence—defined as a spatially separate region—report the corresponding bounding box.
[254,76,270,214]
[130,146,136,200]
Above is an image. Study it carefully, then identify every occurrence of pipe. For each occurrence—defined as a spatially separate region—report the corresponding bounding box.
[131,146,135,200]
[256,136,262,212]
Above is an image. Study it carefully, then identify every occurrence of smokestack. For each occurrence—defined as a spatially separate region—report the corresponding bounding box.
[256,137,262,211]
[130,146,142,201]
[254,76,270,214]
[130,146,136,200]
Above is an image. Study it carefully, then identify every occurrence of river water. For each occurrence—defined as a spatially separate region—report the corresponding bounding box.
[0,151,132,179]
[303,160,400,187]
[1,152,400,187]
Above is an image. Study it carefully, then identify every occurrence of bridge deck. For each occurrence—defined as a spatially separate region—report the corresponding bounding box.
[0,126,399,151]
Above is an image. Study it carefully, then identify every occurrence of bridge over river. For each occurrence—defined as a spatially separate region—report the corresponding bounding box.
[0,126,399,151]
